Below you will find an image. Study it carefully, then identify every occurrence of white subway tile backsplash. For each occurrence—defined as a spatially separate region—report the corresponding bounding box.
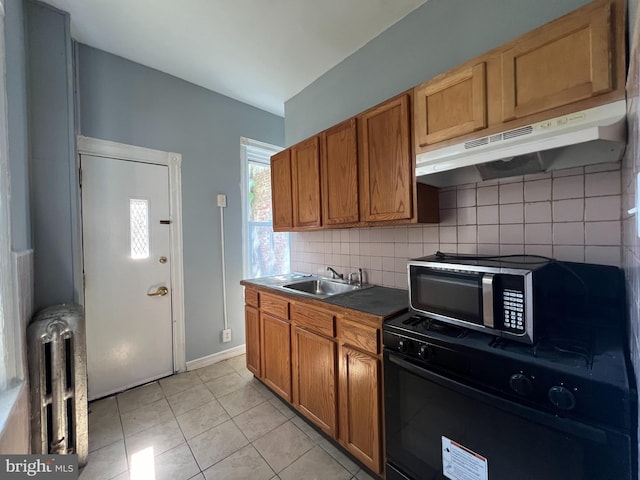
[478,225,499,244]
[408,227,423,243]
[500,224,524,244]
[585,221,621,246]
[477,186,499,206]
[553,222,585,245]
[423,226,439,243]
[524,202,552,223]
[552,198,584,222]
[524,179,552,202]
[500,204,524,224]
[499,182,523,204]
[439,208,457,226]
[290,165,624,285]
[525,244,553,257]
[394,227,408,243]
[457,188,476,207]
[584,195,621,221]
[440,226,457,244]
[457,226,477,244]
[382,257,395,272]
[553,175,584,200]
[525,223,552,245]
[381,242,395,257]
[439,190,457,209]
[553,167,584,177]
[478,244,500,255]
[553,245,585,262]
[586,246,621,266]
[457,207,477,225]
[477,206,499,224]
[458,244,478,254]
[585,170,621,197]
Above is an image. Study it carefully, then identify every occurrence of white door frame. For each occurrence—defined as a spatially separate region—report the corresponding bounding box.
[77,135,187,373]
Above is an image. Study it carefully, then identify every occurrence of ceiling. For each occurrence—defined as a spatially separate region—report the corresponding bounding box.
[41,0,428,116]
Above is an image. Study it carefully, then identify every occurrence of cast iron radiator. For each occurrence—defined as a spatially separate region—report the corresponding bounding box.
[27,304,88,466]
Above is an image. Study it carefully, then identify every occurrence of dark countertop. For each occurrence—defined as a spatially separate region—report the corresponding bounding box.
[241,274,408,319]
[322,285,408,318]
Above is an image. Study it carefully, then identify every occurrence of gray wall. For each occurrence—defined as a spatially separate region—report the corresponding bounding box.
[284,0,591,145]
[77,45,284,361]
[7,0,29,251]
[25,0,78,309]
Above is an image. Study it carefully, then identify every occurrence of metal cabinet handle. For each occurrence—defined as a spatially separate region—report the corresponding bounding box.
[147,286,169,297]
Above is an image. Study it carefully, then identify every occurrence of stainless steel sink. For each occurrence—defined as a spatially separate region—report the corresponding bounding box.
[280,278,370,298]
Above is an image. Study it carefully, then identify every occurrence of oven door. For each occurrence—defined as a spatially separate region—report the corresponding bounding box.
[384,350,633,480]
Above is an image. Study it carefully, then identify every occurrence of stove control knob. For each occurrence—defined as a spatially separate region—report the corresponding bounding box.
[509,373,533,396]
[548,386,576,410]
[398,339,410,354]
[418,344,434,361]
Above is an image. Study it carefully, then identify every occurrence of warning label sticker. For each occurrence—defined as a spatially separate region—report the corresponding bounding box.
[442,436,488,480]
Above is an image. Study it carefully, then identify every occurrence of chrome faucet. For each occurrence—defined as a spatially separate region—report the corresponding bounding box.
[347,268,364,286]
[326,266,344,280]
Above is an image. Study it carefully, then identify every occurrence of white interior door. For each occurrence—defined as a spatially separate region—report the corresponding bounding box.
[81,154,173,400]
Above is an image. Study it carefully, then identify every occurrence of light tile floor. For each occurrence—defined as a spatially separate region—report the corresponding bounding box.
[81,354,376,480]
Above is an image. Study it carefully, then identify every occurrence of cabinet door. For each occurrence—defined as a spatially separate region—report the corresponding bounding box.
[338,345,382,474]
[414,62,487,147]
[261,313,291,401]
[358,94,413,222]
[292,327,337,437]
[502,0,614,121]
[291,136,322,229]
[321,118,359,226]
[245,305,261,377]
[271,149,293,231]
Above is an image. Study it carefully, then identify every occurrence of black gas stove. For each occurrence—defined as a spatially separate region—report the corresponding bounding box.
[383,261,636,480]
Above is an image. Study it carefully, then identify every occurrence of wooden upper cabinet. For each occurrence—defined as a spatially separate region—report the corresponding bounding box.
[414,62,487,147]
[501,0,619,122]
[321,118,359,226]
[291,136,322,229]
[358,94,413,223]
[270,149,293,232]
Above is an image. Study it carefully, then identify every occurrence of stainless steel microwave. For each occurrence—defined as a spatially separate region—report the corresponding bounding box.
[408,253,557,344]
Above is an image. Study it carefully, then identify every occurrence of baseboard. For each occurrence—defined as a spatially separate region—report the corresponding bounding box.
[186,344,246,371]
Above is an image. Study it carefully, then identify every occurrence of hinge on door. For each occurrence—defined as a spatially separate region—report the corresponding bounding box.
[79,167,82,187]
[83,273,86,289]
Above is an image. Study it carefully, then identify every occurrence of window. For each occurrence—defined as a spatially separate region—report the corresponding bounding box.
[241,138,290,278]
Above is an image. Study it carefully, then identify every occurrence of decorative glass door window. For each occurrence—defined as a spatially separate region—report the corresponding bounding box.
[130,199,150,259]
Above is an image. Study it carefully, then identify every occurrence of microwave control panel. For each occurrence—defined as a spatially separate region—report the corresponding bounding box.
[497,275,525,333]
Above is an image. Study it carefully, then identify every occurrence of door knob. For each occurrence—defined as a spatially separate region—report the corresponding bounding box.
[147,286,169,297]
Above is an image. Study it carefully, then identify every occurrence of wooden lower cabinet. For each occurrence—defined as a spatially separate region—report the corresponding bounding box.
[291,326,337,437]
[261,312,291,402]
[338,344,382,475]
[241,287,385,478]
[245,305,261,376]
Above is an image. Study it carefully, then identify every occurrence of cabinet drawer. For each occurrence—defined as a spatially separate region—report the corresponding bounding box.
[291,304,335,337]
[245,288,259,308]
[261,293,289,319]
[338,318,379,355]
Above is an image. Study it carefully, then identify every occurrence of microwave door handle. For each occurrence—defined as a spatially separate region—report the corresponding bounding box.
[482,274,495,328]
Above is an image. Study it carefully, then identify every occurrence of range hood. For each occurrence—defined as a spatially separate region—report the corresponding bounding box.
[416,100,627,187]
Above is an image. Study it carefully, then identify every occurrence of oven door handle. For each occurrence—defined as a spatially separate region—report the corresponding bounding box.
[387,353,609,443]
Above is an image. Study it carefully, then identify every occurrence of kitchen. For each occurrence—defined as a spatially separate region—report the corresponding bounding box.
[1,0,640,479]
